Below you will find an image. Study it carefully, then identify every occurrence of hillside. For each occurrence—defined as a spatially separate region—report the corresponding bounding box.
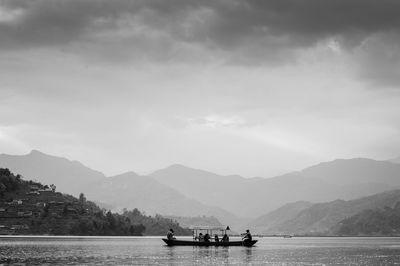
[259,190,400,235]
[163,215,222,228]
[247,201,313,234]
[85,172,239,227]
[2,151,400,222]
[0,168,191,236]
[0,151,238,227]
[330,202,400,236]
[300,158,400,186]
[388,156,400,164]
[151,160,400,217]
[0,150,105,197]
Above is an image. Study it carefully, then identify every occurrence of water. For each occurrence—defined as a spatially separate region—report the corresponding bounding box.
[1,236,400,265]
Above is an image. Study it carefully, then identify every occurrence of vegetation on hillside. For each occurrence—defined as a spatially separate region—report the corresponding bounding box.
[164,215,222,228]
[0,168,190,236]
[331,203,400,236]
[122,209,191,236]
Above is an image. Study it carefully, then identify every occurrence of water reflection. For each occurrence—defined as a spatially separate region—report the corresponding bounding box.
[217,247,230,264]
[166,246,176,264]
[243,247,253,264]
[189,246,232,265]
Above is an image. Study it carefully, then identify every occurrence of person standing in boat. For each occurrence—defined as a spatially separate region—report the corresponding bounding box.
[222,233,229,242]
[167,228,176,240]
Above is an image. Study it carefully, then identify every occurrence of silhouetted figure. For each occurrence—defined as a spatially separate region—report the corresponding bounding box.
[167,228,175,240]
[242,229,252,244]
[204,233,211,242]
[214,234,219,243]
[222,233,229,242]
[198,232,204,242]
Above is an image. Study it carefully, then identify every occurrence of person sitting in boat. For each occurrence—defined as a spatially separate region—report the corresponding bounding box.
[167,228,176,240]
[197,232,204,242]
[204,233,211,243]
[214,234,219,243]
[242,229,252,243]
[222,233,229,242]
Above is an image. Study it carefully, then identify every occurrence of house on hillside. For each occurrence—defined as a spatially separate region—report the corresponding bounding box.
[11,224,29,230]
[38,189,53,194]
[29,185,40,191]
[23,211,32,217]
[0,225,14,234]
[10,200,23,205]
[66,207,78,215]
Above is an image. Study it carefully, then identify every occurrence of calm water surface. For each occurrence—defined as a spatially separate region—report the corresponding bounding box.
[1,236,400,265]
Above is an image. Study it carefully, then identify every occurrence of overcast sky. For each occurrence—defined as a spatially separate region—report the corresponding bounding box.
[1,0,400,178]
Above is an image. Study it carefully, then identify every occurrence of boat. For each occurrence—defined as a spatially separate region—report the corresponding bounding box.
[162,226,257,247]
[162,238,258,247]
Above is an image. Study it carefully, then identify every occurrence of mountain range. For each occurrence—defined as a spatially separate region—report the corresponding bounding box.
[0,150,239,227]
[151,159,400,217]
[0,150,105,196]
[249,189,400,235]
[1,150,400,232]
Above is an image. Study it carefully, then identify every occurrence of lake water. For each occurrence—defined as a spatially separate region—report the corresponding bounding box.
[1,236,400,265]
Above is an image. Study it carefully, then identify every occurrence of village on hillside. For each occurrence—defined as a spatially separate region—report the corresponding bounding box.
[0,180,95,234]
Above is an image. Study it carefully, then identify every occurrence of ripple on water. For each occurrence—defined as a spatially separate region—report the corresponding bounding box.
[1,236,400,265]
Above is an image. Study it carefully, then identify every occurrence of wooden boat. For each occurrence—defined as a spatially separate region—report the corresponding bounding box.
[162,238,257,247]
[163,226,257,247]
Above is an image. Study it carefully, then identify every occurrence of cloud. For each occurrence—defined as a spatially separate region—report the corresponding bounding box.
[2,0,400,58]
[353,32,400,88]
[2,0,400,87]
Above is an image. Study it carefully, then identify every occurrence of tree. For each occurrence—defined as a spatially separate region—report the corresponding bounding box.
[0,183,6,197]
[43,203,50,217]
[106,211,116,229]
[79,193,86,204]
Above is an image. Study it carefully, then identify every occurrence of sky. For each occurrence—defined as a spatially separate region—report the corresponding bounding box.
[1,0,400,178]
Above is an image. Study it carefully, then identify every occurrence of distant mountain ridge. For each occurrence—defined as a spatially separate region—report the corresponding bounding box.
[330,201,400,236]
[151,159,400,217]
[247,201,313,234]
[388,156,400,164]
[0,151,238,227]
[0,150,105,196]
[86,171,239,226]
[250,189,400,235]
[0,168,191,236]
[1,150,400,228]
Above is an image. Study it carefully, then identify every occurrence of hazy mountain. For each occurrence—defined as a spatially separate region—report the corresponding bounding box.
[0,150,105,196]
[330,202,400,236]
[86,171,238,226]
[2,151,400,226]
[151,164,249,214]
[0,151,239,227]
[265,189,400,235]
[388,156,400,164]
[151,159,400,217]
[247,201,313,234]
[300,158,400,186]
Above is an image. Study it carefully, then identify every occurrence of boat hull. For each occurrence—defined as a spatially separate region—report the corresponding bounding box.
[162,238,257,247]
